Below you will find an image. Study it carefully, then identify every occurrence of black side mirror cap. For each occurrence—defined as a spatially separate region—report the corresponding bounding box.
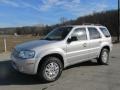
[67,36,77,43]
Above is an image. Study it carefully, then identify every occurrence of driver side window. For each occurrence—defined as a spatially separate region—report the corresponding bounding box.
[71,28,87,41]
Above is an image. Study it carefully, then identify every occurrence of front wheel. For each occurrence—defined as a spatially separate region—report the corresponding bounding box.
[38,57,63,82]
[97,48,109,65]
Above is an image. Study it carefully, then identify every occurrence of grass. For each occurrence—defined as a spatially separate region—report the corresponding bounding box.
[0,35,42,53]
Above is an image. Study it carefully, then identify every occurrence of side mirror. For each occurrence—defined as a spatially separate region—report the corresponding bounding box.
[67,36,77,43]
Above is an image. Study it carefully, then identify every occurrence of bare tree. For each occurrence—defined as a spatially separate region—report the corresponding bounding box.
[60,17,67,25]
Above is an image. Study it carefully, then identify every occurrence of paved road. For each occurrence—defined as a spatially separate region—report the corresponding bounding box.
[0,44,120,90]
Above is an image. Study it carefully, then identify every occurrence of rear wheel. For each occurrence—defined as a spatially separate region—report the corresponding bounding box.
[97,48,109,65]
[38,57,63,82]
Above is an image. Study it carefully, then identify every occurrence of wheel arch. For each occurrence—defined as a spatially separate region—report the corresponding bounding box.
[37,53,64,73]
[98,45,110,58]
[101,45,110,52]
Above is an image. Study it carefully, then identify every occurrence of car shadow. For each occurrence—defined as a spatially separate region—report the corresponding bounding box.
[64,60,100,70]
[0,60,46,85]
[0,60,99,85]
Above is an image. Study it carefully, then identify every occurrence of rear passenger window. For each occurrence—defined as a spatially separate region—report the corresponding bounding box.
[88,27,101,39]
[99,28,110,37]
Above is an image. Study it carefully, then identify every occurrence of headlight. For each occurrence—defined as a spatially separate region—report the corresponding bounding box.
[18,50,35,59]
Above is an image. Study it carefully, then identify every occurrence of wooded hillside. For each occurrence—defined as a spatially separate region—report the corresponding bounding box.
[0,9,119,37]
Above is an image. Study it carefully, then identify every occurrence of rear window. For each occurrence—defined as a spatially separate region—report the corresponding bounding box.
[99,28,110,37]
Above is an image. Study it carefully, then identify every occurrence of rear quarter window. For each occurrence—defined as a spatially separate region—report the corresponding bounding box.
[99,28,111,37]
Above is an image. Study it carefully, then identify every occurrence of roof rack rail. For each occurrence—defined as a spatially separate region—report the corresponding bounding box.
[82,23,93,25]
[94,24,102,26]
[82,23,102,26]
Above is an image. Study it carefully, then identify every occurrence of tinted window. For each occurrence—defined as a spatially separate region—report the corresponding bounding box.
[100,28,110,37]
[88,27,101,39]
[72,28,87,40]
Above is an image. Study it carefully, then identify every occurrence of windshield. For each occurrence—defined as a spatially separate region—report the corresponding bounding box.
[44,27,73,41]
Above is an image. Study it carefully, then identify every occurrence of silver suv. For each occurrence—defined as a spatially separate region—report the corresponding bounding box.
[11,25,112,82]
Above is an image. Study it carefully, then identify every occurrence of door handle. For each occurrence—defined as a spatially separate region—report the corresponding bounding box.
[83,43,87,47]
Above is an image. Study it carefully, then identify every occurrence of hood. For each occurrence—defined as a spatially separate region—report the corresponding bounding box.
[15,40,56,50]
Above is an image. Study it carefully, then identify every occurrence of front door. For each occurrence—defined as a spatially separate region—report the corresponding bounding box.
[66,27,89,64]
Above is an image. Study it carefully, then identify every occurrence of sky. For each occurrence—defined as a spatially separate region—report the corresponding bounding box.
[0,0,118,28]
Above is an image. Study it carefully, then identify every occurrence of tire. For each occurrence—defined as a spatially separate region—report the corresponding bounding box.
[37,56,63,82]
[97,48,109,65]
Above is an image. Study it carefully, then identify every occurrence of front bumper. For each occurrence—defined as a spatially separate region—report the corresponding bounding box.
[11,55,37,75]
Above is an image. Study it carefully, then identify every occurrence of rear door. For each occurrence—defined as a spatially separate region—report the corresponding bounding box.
[87,27,102,58]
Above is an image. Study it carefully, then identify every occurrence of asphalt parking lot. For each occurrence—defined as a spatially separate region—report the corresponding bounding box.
[0,44,120,90]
